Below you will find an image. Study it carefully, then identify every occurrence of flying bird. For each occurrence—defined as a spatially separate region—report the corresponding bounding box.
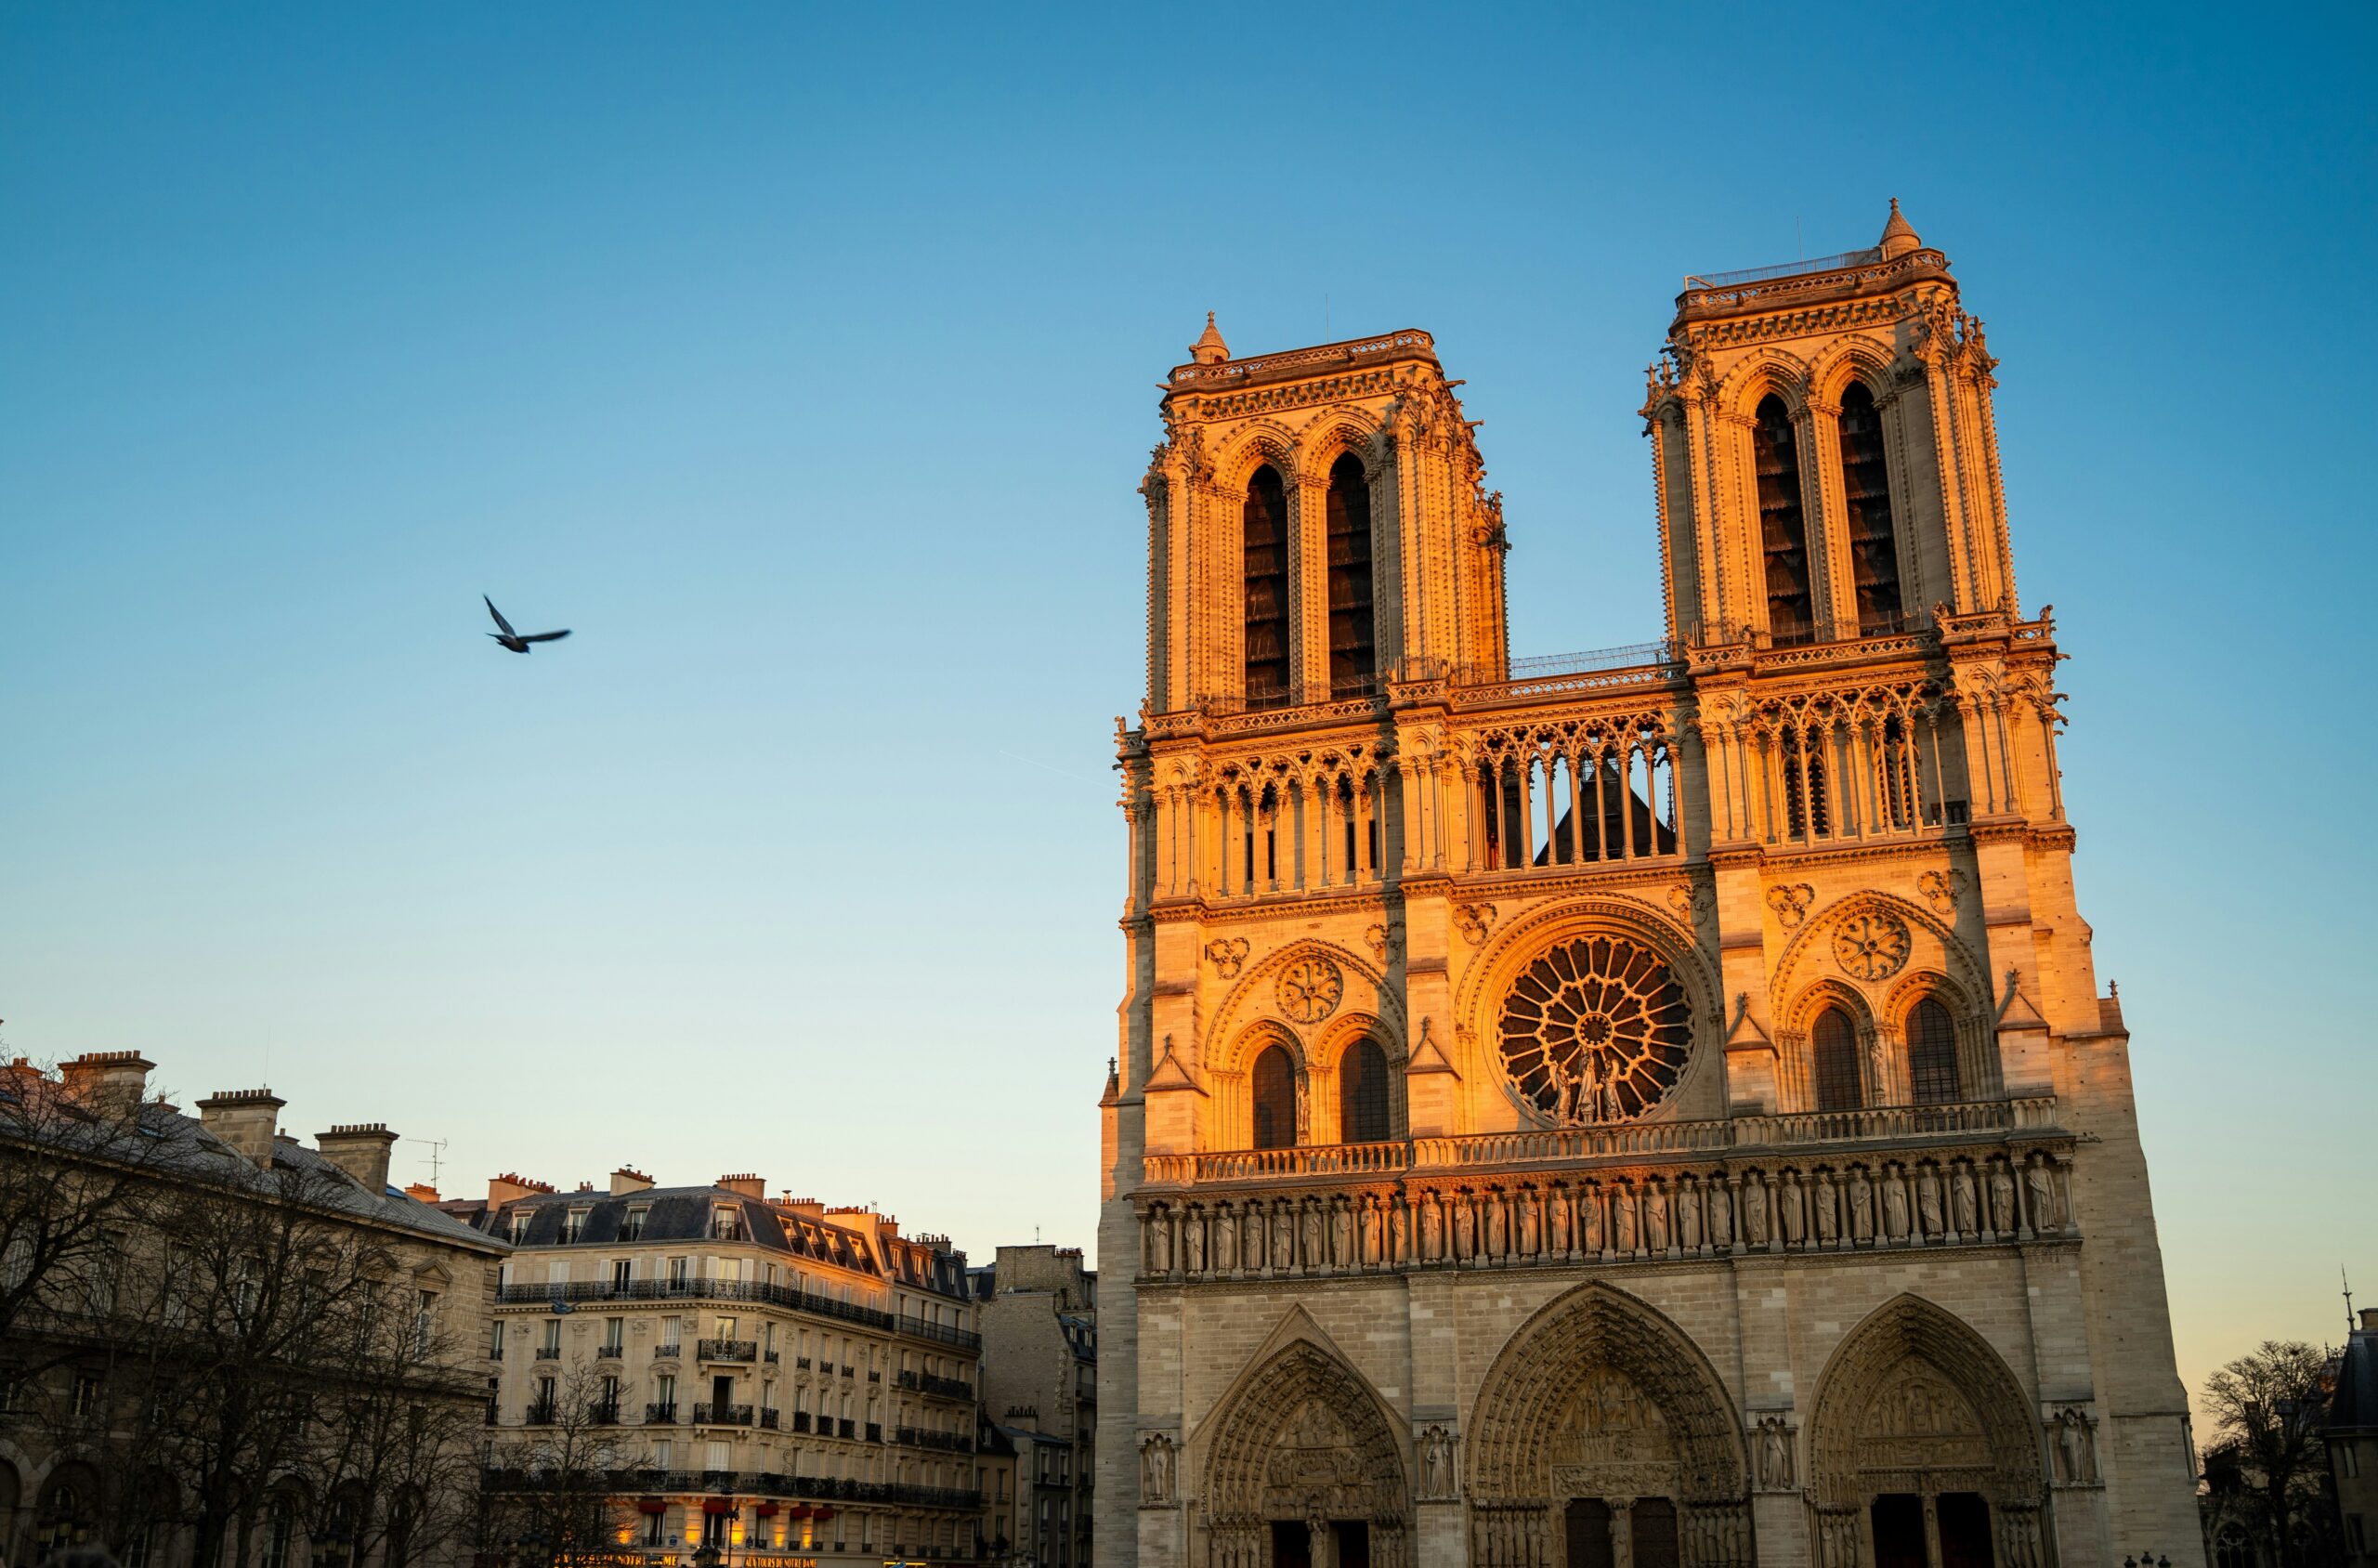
[483,595,571,654]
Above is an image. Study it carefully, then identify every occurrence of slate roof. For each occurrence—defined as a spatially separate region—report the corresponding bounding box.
[471,1184,968,1299]
[0,1078,503,1256]
[2331,1320,2378,1434]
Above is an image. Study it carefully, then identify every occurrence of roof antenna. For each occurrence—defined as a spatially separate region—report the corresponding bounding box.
[420,1136,451,1190]
[2347,1265,2358,1332]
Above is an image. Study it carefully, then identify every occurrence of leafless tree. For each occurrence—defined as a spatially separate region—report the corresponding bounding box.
[2202,1339,2345,1568]
[481,1362,640,1568]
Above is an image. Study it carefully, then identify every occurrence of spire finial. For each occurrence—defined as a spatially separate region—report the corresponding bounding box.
[1189,312,1231,365]
[1878,197,1922,259]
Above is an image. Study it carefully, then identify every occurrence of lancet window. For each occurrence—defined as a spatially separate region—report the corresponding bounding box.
[1250,1044,1298,1150]
[1244,465,1290,708]
[1838,381,1903,634]
[1754,395,1814,645]
[1325,454,1377,697]
[1812,1007,1862,1112]
[1908,998,1962,1104]
[1339,1039,1391,1143]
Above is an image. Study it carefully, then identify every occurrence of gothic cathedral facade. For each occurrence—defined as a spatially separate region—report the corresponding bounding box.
[1097,206,2200,1568]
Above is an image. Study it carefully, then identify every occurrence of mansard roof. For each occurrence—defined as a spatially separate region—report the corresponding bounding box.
[2330,1317,2378,1434]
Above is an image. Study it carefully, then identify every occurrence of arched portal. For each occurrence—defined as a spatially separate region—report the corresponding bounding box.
[1806,1295,2048,1568]
[1199,1339,1410,1568]
[1466,1282,1754,1568]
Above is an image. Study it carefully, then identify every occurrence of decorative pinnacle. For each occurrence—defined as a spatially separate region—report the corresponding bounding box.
[1878,197,1922,259]
[1189,311,1230,365]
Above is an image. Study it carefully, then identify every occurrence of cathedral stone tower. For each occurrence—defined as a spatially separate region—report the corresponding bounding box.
[1100,209,2200,1568]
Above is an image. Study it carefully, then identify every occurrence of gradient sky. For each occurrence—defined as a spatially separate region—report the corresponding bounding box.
[3,4,2370,1416]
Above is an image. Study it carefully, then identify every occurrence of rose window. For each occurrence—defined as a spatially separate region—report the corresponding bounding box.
[1496,935,1692,1122]
[1833,910,1912,981]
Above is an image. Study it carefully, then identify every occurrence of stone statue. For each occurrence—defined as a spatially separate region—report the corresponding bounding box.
[1779,1174,1806,1247]
[1302,1201,1325,1267]
[1708,1181,1732,1248]
[1645,1185,1670,1252]
[1581,1187,1604,1252]
[1917,1165,1944,1238]
[1217,1206,1239,1272]
[1329,1201,1352,1267]
[1678,1182,1702,1251]
[1359,1198,1380,1265]
[1484,1195,1508,1257]
[1883,1166,1910,1240]
[1744,1176,1770,1247]
[1272,1204,1294,1270]
[1454,1196,1477,1259]
[2056,1408,2097,1484]
[1151,1210,1172,1274]
[1421,1196,1444,1260]
[1756,1416,1794,1488]
[1184,1212,1206,1274]
[1849,1169,1875,1243]
[1614,1187,1639,1253]
[1952,1163,1979,1236]
[1391,1197,1410,1261]
[1812,1173,1838,1247]
[1420,1424,1454,1498]
[1550,1054,1581,1126]
[1989,1161,2017,1236]
[1140,1433,1174,1504]
[1518,1188,1541,1255]
[2026,1157,2057,1232]
[1548,1187,1572,1254]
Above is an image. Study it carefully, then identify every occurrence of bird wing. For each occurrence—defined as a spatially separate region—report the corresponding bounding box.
[520,629,572,643]
[483,595,516,637]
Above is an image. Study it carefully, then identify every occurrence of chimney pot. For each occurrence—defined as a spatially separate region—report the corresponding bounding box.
[196,1089,287,1168]
[60,1052,156,1121]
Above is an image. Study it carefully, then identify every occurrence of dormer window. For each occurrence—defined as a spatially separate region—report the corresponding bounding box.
[621,1205,648,1241]
[562,1207,591,1243]
[508,1210,531,1245]
[711,1206,744,1242]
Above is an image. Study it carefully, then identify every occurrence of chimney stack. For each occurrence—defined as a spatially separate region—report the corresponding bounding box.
[59,1051,155,1122]
[718,1173,765,1200]
[611,1167,654,1196]
[317,1123,399,1194]
[489,1172,554,1206]
[2361,1307,2377,1333]
[196,1089,285,1167]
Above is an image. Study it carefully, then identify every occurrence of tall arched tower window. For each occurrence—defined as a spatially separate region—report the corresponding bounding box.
[1250,1044,1297,1150]
[1812,1007,1862,1112]
[1838,381,1903,634]
[1908,997,1962,1104]
[1339,1039,1390,1143]
[1324,454,1377,697]
[1243,465,1290,708]
[1754,395,1813,645]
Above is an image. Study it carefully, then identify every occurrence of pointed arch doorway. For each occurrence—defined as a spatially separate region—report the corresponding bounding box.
[1196,1337,1411,1568]
[1466,1282,1754,1568]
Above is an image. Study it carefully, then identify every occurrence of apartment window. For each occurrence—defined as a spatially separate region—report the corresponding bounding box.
[612,1258,632,1288]
[563,1207,591,1243]
[603,1317,624,1354]
[668,1257,690,1287]
[509,1210,531,1244]
[622,1205,649,1241]
[645,1509,669,1547]
[539,1318,562,1356]
[260,1505,294,1568]
[489,1320,505,1360]
[712,1206,743,1241]
[413,1290,438,1355]
[706,1440,731,1474]
[533,1377,556,1419]
[71,1370,100,1418]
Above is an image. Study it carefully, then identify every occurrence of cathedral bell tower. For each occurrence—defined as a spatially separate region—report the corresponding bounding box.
[1140,319,1509,716]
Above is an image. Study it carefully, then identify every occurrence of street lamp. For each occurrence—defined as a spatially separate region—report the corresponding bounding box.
[694,1544,722,1568]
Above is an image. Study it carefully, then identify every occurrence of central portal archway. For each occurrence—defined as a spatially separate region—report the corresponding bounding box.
[1466,1282,1753,1568]
[1197,1339,1411,1568]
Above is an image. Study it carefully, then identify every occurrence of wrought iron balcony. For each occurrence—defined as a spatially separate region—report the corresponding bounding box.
[595,1344,623,1359]
[654,1343,681,1359]
[533,1346,561,1361]
[488,1275,981,1352]
[897,1371,974,1402]
[591,1401,622,1425]
[692,1403,754,1427]
[524,1404,556,1427]
[760,1408,780,1430]
[646,1402,678,1424]
[896,1427,973,1453]
[698,1338,757,1363]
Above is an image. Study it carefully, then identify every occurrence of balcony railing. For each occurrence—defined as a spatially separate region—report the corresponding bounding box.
[646,1402,678,1424]
[483,1467,982,1512]
[896,1427,973,1453]
[534,1346,561,1360]
[837,1418,856,1439]
[791,1411,812,1432]
[866,1422,883,1443]
[595,1344,623,1359]
[692,1403,754,1427]
[591,1402,622,1425]
[524,1405,556,1427]
[760,1407,780,1430]
[1146,1098,2059,1187]
[491,1277,980,1352]
[698,1338,757,1363]
[654,1343,681,1359]
[898,1371,974,1402]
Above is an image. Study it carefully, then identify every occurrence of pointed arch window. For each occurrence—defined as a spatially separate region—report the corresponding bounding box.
[1754,395,1814,646]
[1339,1039,1391,1144]
[1838,381,1903,634]
[1908,997,1961,1104]
[1811,1006,1862,1112]
[1325,454,1377,697]
[1250,1044,1297,1150]
[1243,465,1290,709]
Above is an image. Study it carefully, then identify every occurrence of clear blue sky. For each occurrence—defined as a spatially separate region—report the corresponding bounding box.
[3,5,2370,1405]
